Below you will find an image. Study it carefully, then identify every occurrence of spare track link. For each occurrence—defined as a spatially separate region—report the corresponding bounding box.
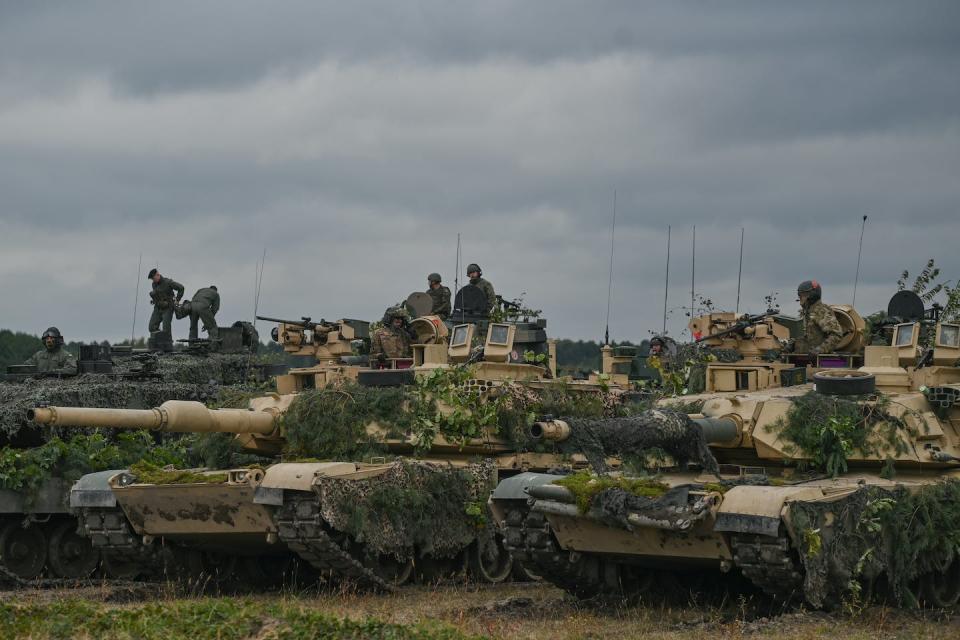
[79,507,154,566]
[274,494,392,592]
[731,533,803,601]
[503,506,618,599]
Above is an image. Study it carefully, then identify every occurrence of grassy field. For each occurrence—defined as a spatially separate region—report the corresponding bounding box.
[1,582,957,640]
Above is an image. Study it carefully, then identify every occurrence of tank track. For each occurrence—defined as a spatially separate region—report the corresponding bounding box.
[78,507,159,574]
[730,533,804,601]
[274,494,392,592]
[503,505,641,599]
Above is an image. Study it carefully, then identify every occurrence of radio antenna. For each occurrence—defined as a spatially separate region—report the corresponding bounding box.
[253,248,266,327]
[604,190,617,345]
[455,233,463,323]
[130,253,142,344]
[735,227,745,314]
[852,215,868,307]
[662,226,670,334]
[690,225,696,327]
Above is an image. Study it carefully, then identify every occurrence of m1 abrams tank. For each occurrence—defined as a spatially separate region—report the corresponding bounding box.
[30,307,659,590]
[0,323,274,581]
[489,296,960,608]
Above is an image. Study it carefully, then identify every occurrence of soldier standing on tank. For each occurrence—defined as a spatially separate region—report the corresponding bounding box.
[147,268,185,335]
[466,263,496,313]
[187,285,221,343]
[24,327,77,374]
[793,280,844,355]
[426,273,451,319]
[370,307,413,364]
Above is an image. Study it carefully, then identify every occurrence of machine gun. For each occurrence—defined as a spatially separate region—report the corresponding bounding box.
[694,310,780,344]
[256,315,336,333]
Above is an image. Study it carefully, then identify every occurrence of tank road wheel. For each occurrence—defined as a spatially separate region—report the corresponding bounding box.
[468,535,513,584]
[362,553,414,586]
[47,520,100,579]
[184,550,240,587]
[0,522,48,579]
[101,554,143,580]
[921,559,960,608]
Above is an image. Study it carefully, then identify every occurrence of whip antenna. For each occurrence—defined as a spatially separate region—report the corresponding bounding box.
[735,227,744,314]
[852,215,868,307]
[604,190,617,345]
[690,225,696,328]
[253,248,266,327]
[130,253,142,344]
[662,226,670,334]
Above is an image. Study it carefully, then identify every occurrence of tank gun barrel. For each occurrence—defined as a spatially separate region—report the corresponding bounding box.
[529,415,738,445]
[29,400,279,436]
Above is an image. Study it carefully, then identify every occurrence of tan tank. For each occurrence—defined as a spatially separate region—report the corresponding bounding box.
[489,313,960,608]
[32,311,638,588]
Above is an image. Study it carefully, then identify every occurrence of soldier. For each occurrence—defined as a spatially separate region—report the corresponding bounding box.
[426,273,451,319]
[24,327,76,374]
[466,263,496,312]
[187,285,220,343]
[794,280,844,355]
[147,268,185,335]
[370,306,413,363]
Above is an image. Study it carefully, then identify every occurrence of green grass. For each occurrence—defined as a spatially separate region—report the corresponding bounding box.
[0,598,477,640]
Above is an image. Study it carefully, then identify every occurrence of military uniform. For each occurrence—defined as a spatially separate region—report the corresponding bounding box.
[370,325,412,360]
[149,276,185,334]
[470,277,496,312]
[427,285,451,319]
[25,346,76,374]
[188,286,221,341]
[799,300,843,354]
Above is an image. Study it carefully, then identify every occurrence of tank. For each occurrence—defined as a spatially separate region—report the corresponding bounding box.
[31,311,666,589]
[488,308,960,608]
[0,323,274,580]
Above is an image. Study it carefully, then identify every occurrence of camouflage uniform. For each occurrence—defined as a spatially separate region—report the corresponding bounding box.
[470,277,496,312]
[25,346,76,374]
[188,286,220,341]
[799,300,843,354]
[427,285,451,319]
[370,326,412,360]
[149,276,185,334]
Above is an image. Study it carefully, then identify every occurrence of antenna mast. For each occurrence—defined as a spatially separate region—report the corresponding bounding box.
[852,215,868,307]
[662,225,670,334]
[735,227,744,314]
[455,233,463,322]
[690,225,696,327]
[130,253,142,344]
[253,248,266,327]
[604,190,617,345]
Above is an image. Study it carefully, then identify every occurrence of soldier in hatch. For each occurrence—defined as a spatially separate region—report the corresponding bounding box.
[147,268,185,335]
[792,279,844,355]
[24,326,76,374]
[466,263,496,313]
[427,273,451,319]
[370,307,413,363]
[187,285,221,343]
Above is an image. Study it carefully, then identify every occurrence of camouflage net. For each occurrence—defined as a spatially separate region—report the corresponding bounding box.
[314,460,495,561]
[557,410,720,475]
[772,391,916,478]
[786,480,960,608]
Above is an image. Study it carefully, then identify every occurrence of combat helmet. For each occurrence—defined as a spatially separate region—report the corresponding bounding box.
[797,280,822,303]
[41,327,64,347]
[384,305,410,324]
[427,273,442,284]
[466,263,482,276]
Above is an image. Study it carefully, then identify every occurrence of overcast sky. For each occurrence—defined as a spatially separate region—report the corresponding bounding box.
[1,1,958,343]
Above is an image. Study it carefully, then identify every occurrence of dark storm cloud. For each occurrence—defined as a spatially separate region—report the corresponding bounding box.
[0,1,958,342]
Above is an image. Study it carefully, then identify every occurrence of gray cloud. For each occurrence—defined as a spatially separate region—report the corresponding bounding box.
[0,2,958,344]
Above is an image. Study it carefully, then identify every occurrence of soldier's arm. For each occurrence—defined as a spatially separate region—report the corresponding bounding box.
[486,282,497,310]
[171,279,185,300]
[814,308,844,353]
[369,333,383,358]
[211,293,221,316]
[23,352,38,366]
[55,350,77,373]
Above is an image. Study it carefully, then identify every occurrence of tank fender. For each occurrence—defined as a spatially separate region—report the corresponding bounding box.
[70,470,127,508]
[488,472,566,524]
[714,485,824,536]
[254,462,358,505]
